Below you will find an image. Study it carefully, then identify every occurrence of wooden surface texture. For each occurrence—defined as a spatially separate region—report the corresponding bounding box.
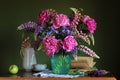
[0,77,116,80]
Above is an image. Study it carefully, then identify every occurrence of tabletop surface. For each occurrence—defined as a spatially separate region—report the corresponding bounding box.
[0,70,116,80]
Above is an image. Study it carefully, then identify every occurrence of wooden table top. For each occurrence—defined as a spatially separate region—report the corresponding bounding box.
[0,77,116,80]
[0,70,116,80]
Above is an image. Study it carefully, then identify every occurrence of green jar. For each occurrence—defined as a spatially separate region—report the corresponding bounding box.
[51,53,71,74]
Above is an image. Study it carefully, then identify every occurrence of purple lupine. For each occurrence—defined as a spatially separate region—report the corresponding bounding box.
[70,8,81,28]
[77,31,90,45]
[34,26,43,36]
[78,45,100,59]
[72,29,90,45]
[18,21,38,32]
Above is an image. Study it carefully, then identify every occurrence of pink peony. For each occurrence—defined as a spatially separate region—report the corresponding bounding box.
[43,36,61,56]
[62,36,78,52]
[87,18,97,34]
[52,14,70,29]
[83,16,97,34]
[38,10,50,25]
[83,15,89,24]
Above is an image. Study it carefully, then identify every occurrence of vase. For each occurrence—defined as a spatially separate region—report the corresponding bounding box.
[22,47,37,71]
[51,53,71,74]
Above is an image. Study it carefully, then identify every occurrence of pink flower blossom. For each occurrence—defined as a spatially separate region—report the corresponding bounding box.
[83,15,89,24]
[83,16,97,34]
[38,10,50,25]
[43,36,61,56]
[62,36,78,52]
[52,14,70,29]
[87,18,97,34]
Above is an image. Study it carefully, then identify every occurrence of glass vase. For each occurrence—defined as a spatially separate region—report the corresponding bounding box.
[22,47,37,72]
[51,53,71,74]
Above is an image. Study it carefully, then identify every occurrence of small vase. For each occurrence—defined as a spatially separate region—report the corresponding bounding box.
[51,53,71,74]
[23,47,37,71]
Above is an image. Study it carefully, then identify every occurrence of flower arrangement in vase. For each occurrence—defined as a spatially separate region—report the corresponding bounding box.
[18,8,100,74]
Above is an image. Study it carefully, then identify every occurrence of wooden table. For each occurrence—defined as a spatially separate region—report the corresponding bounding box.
[0,77,116,80]
[0,71,116,80]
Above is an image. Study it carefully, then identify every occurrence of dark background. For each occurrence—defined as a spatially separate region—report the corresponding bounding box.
[0,0,119,79]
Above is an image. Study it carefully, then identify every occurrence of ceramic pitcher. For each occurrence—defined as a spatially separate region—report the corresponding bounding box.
[23,47,37,71]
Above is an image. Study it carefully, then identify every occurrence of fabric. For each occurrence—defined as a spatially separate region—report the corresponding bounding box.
[33,70,84,78]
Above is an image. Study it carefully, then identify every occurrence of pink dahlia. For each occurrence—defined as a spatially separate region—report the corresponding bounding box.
[38,10,50,25]
[43,36,61,56]
[52,14,70,29]
[62,36,78,52]
[83,16,97,34]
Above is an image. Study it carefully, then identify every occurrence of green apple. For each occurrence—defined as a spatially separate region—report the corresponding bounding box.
[9,64,19,74]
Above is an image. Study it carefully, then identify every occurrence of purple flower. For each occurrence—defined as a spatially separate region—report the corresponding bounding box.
[18,8,99,59]
[61,26,72,36]
[46,26,59,36]
[79,45,100,59]
[46,31,52,36]
[72,47,78,55]
[34,26,43,36]
[38,10,50,25]
[52,14,70,29]
[51,27,59,34]
[18,21,37,31]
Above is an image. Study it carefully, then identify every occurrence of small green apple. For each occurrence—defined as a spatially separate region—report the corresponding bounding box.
[9,64,19,74]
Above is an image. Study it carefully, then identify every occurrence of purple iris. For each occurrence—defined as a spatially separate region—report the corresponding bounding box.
[46,26,59,36]
[72,46,78,55]
[50,26,59,34]
[61,26,72,36]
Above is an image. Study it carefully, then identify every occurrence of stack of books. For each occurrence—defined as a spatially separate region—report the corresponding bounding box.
[71,56,96,72]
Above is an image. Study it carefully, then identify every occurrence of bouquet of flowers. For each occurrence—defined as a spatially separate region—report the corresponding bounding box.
[18,8,100,59]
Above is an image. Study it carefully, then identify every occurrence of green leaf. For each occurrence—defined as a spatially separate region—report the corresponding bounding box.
[79,8,84,11]
[76,35,90,45]
[37,43,43,51]
[70,7,78,13]
[76,38,81,45]
[91,67,98,70]
[86,38,90,45]
[81,23,87,30]
[42,31,46,36]
[21,32,25,39]
[70,7,84,13]
[89,34,95,46]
